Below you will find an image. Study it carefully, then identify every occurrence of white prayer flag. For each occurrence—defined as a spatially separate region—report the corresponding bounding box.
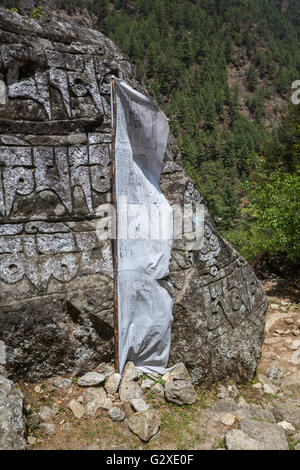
[112,78,173,374]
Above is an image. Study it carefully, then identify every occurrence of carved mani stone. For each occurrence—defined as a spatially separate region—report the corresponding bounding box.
[0,7,267,384]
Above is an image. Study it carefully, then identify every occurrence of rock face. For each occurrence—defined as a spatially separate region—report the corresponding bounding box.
[0,375,26,450]
[0,7,267,385]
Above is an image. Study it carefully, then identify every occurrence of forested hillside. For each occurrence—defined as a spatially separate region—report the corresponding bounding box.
[2,0,300,263]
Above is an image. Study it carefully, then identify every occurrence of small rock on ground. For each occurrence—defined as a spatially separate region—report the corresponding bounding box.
[122,362,140,382]
[221,413,236,426]
[276,421,296,436]
[39,406,55,421]
[119,381,143,402]
[108,407,125,422]
[169,363,192,382]
[165,380,197,405]
[105,373,121,395]
[128,409,161,442]
[271,404,300,428]
[68,399,85,419]
[131,398,149,412]
[40,423,56,435]
[51,377,72,389]
[152,382,164,397]
[78,372,105,387]
[141,379,154,390]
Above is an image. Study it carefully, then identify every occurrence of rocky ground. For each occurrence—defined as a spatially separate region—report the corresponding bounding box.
[0,278,299,451]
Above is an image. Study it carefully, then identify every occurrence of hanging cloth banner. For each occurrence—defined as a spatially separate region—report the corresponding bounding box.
[112,78,173,374]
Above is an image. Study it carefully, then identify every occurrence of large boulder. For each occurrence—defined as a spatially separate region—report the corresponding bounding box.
[0,7,267,385]
[0,375,26,450]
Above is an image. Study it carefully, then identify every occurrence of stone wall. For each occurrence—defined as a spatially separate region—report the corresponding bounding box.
[0,7,268,384]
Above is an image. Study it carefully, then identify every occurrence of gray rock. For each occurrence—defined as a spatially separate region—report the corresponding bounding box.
[128,409,161,442]
[51,377,72,389]
[295,443,300,451]
[239,419,289,450]
[165,380,197,405]
[97,363,115,379]
[271,404,300,428]
[267,365,284,386]
[131,398,150,412]
[221,413,236,426]
[225,429,265,450]
[0,365,7,377]
[0,375,26,450]
[119,381,143,402]
[169,363,192,382]
[105,373,121,394]
[276,421,296,436]
[263,383,279,395]
[83,387,107,416]
[78,372,105,387]
[217,385,229,399]
[282,371,300,389]
[141,379,154,390]
[152,383,165,397]
[68,399,85,419]
[100,398,113,411]
[0,6,267,387]
[0,341,6,365]
[228,384,239,398]
[212,399,237,414]
[108,407,125,422]
[122,362,140,383]
[212,399,275,423]
[39,406,55,421]
[40,423,56,435]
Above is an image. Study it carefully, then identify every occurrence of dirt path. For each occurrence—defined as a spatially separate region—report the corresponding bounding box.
[20,279,300,450]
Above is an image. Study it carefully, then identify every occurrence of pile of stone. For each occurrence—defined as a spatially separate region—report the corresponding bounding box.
[212,366,300,450]
[64,361,197,442]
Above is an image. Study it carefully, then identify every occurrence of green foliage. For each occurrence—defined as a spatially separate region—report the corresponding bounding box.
[247,168,300,261]
[30,6,43,20]
[247,63,259,92]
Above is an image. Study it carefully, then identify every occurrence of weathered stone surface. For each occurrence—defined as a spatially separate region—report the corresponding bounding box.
[105,373,121,395]
[0,375,26,450]
[0,6,267,386]
[78,372,105,387]
[267,365,283,386]
[122,362,140,383]
[108,407,125,422]
[225,429,265,450]
[152,383,165,397]
[141,379,154,390]
[83,387,106,416]
[40,423,56,435]
[271,404,300,428]
[169,363,192,382]
[97,363,115,379]
[131,398,150,412]
[39,406,55,421]
[238,419,289,450]
[128,409,161,442]
[276,421,296,436]
[165,380,197,405]
[221,413,236,426]
[51,377,72,389]
[68,399,85,419]
[119,381,143,403]
[212,399,275,423]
